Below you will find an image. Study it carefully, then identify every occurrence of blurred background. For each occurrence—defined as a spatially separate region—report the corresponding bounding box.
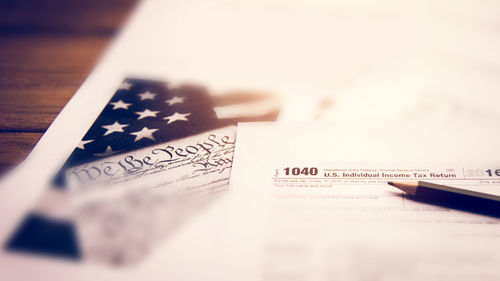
[2,0,500,174]
[0,0,137,174]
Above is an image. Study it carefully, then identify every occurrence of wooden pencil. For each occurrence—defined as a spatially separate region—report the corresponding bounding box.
[388,181,500,218]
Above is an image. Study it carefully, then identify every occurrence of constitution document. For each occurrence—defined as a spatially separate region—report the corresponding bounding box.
[217,122,500,281]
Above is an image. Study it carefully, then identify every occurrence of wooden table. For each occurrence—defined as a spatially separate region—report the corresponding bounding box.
[0,0,137,174]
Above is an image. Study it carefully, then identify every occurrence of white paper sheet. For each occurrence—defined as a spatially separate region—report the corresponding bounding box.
[218,122,500,281]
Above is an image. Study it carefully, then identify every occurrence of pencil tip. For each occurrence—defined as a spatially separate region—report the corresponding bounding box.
[386,181,419,195]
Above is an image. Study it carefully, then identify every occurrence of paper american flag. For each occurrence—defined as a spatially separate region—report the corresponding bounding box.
[63,78,279,170]
[7,77,280,260]
[53,78,280,187]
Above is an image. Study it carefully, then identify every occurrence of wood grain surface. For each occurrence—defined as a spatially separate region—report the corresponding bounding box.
[0,0,138,174]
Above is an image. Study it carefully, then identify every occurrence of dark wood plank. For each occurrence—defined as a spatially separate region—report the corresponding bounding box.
[0,0,137,34]
[0,0,138,171]
[0,35,110,131]
[0,132,42,174]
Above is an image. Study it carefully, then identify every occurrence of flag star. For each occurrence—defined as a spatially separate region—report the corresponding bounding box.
[93,146,120,157]
[102,121,129,136]
[138,91,157,101]
[165,96,185,106]
[130,127,159,142]
[163,112,191,124]
[118,81,133,90]
[135,109,160,120]
[109,100,132,110]
[77,139,94,150]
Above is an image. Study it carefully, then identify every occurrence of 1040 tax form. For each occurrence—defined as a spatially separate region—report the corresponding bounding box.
[216,121,500,281]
